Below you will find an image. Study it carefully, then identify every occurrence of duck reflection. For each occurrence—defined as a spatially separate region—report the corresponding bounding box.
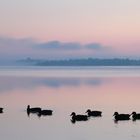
[0,77,103,92]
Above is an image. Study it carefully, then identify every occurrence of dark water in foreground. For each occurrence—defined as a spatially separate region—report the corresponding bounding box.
[0,66,140,140]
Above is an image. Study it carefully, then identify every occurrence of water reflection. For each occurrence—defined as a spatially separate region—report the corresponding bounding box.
[0,76,105,92]
[1,73,140,140]
[132,118,140,122]
[113,119,131,124]
[70,119,89,124]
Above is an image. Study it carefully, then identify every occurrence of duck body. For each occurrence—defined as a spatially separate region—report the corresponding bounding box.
[70,112,88,121]
[131,112,140,120]
[27,105,41,114]
[113,112,130,121]
[86,109,102,117]
[0,108,3,113]
[39,110,53,116]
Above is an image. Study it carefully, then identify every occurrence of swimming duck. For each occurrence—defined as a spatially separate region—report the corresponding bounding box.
[131,112,140,120]
[27,105,41,116]
[0,108,3,113]
[86,109,102,117]
[70,112,88,121]
[113,112,130,121]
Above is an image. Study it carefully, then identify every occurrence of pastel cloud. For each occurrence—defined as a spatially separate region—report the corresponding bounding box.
[85,43,104,50]
[35,41,81,50]
[35,40,106,51]
[0,0,140,51]
[0,37,108,54]
[0,37,138,62]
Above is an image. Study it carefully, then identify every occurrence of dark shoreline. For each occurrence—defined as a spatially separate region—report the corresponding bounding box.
[18,58,140,66]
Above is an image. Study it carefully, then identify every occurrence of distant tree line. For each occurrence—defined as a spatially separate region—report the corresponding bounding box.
[18,58,140,66]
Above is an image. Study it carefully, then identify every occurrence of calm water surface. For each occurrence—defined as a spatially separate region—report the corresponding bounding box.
[0,66,140,140]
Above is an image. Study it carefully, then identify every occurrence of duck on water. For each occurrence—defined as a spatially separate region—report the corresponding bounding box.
[27,105,41,116]
[70,112,88,123]
[113,112,130,121]
[38,109,53,117]
[0,108,3,113]
[131,112,140,120]
[27,105,53,117]
[86,109,102,117]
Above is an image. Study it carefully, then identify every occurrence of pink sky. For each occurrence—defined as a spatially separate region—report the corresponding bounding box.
[0,0,140,59]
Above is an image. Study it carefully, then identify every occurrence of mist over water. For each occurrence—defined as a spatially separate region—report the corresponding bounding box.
[0,66,140,140]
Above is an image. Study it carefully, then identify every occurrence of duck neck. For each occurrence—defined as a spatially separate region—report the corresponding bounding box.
[27,105,30,110]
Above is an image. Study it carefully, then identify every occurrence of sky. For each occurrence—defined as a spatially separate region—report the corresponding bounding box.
[0,0,140,61]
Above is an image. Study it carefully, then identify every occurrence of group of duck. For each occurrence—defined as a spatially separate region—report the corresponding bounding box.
[0,105,53,117]
[113,112,140,121]
[1,106,140,122]
[27,105,53,117]
[71,111,140,122]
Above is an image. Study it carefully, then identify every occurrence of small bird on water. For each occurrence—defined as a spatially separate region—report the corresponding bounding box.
[70,112,88,123]
[27,105,41,116]
[131,112,140,120]
[0,108,3,113]
[86,109,102,117]
[113,112,130,121]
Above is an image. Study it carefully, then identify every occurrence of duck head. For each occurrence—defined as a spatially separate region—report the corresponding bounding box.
[131,112,136,115]
[113,112,119,116]
[70,112,76,116]
[86,109,91,113]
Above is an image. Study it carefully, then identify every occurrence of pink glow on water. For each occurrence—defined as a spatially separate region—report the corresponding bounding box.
[1,75,140,140]
[1,77,140,112]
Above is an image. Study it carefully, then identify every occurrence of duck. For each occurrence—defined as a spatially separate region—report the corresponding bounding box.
[86,109,102,117]
[39,109,53,116]
[0,108,3,113]
[113,112,130,121]
[27,105,41,116]
[70,112,88,121]
[131,112,140,120]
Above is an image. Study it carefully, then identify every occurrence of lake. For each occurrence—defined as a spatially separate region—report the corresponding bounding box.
[0,66,140,140]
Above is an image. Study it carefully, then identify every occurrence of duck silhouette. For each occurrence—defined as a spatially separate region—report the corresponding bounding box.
[27,105,41,116]
[131,112,140,120]
[38,109,53,117]
[86,109,102,117]
[70,112,88,122]
[113,112,130,121]
[0,108,3,113]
